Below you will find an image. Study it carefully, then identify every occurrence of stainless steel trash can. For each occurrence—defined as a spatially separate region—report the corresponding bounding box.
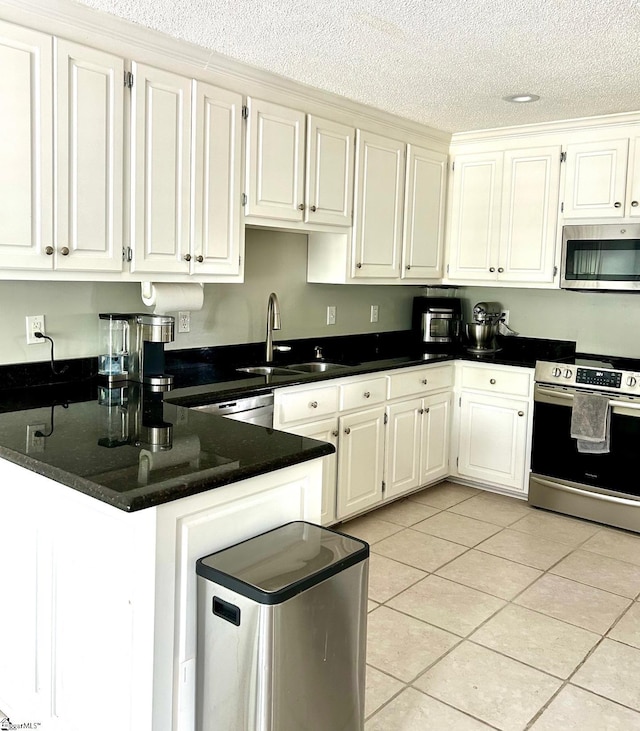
[196,521,369,731]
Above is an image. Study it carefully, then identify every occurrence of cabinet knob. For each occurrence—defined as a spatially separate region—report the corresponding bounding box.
[298,203,305,211]
[309,401,318,409]
[406,264,411,270]
[614,201,622,208]
[425,407,430,414]
[632,201,639,207]
[498,267,504,273]
[344,427,351,435]
[196,255,204,263]
[489,267,496,273]
[490,378,496,384]
[418,408,424,414]
[183,254,192,261]
[363,391,371,398]
[45,246,54,256]
[518,410,525,417]
[332,429,339,437]
[421,378,428,385]
[60,246,69,256]
[310,205,317,212]
[356,262,363,269]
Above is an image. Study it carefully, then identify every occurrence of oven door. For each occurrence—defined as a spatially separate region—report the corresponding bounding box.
[531,383,640,498]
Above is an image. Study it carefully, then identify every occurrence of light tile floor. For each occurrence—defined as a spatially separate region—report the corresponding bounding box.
[342,480,640,730]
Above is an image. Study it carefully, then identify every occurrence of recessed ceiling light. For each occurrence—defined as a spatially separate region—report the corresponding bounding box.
[503,93,541,103]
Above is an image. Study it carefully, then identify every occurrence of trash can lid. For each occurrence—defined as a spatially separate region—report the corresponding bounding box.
[196,521,369,605]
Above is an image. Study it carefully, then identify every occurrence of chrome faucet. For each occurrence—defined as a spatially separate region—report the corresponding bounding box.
[265,292,282,362]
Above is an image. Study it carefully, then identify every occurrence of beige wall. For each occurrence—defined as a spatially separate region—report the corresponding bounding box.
[1,228,639,366]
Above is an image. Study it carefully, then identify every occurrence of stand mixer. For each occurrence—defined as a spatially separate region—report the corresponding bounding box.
[465,302,503,354]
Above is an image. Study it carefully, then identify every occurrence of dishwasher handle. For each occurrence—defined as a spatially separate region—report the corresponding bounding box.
[192,392,274,416]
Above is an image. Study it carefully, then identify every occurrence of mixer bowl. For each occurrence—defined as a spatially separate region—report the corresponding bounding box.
[465,322,499,351]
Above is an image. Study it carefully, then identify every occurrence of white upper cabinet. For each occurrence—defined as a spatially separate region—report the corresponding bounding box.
[0,22,53,270]
[563,139,629,219]
[447,145,561,285]
[628,137,640,218]
[305,116,354,227]
[245,98,306,221]
[447,151,502,281]
[130,63,192,275]
[191,81,244,277]
[401,144,447,280]
[352,130,405,279]
[55,40,124,273]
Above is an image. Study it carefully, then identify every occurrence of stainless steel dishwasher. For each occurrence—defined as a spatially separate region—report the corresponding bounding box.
[191,392,274,428]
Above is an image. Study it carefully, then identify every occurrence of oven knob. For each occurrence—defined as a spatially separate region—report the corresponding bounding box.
[563,369,573,379]
[552,367,562,378]
[627,376,637,387]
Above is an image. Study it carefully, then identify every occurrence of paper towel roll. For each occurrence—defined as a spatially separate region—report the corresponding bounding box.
[141,282,204,314]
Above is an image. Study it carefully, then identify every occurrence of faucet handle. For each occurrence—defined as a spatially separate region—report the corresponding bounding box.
[314,345,324,360]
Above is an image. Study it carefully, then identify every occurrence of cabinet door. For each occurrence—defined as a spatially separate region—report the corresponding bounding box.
[563,139,629,219]
[336,407,385,519]
[287,418,338,526]
[245,98,305,221]
[447,152,502,281]
[420,392,451,485]
[401,145,447,280]
[192,81,243,276]
[458,392,528,492]
[55,40,124,272]
[306,116,354,227]
[627,137,640,219]
[384,399,422,499]
[0,21,53,270]
[499,146,561,283]
[130,63,191,274]
[352,130,405,278]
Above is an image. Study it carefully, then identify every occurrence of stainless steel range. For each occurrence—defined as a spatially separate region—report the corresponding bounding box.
[530,355,640,533]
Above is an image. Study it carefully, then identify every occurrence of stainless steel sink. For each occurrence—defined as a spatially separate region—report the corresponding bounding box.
[284,362,350,373]
[236,366,293,376]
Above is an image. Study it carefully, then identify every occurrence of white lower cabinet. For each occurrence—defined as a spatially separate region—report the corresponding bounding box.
[336,406,386,519]
[454,362,533,496]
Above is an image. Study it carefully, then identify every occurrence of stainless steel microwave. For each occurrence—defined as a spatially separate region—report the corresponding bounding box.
[561,224,640,291]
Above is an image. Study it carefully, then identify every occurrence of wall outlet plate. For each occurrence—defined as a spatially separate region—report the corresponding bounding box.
[26,315,46,344]
[27,424,46,453]
[370,305,379,323]
[178,311,190,333]
[326,305,336,326]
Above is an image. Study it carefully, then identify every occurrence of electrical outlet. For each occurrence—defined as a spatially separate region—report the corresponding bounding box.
[178,311,190,333]
[326,305,336,326]
[502,310,510,325]
[370,305,379,323]
[27,424,46,453]
[26,315,45,344]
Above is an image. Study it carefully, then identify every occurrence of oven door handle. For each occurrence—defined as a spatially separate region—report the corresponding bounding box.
[535,385,640,416]
[532,475,640,507]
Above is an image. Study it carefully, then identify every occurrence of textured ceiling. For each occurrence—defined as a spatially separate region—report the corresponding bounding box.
[74,0,640,133]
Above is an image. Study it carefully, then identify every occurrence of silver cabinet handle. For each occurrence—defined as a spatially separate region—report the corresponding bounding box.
[309,401,318,408]
[331,429,339,437]
[298,203,304,211]
[310,205,317,212]
[183,253,192,261]
[632,201,639,207]
[421,379,428,385]
[418,408,424,414]
[406,264,411,270]
[196,255,204,263]
[614,201,622,208]
[344,427,351,435]
[518,410,524,416]
[498,267,504,273]
[425,407,430,414]
[45,246,54,255]
[489,267,496,273]
[490,378,496,384]
[356,262,362,268]
[363,391,371,398]
[60,247,69,256]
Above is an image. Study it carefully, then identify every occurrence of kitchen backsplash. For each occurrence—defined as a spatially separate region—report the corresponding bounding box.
[1,228,639,366]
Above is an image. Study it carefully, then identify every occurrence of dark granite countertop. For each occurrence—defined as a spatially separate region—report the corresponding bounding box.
[0,331,575,513]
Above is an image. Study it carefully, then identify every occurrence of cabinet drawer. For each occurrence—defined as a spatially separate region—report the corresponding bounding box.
[340,377,387,411]
[387,365,453,400]
[460,365,531,397]
[276,385,339,425]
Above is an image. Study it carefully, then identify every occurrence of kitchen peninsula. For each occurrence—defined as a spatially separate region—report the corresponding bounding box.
[0,379,331,731]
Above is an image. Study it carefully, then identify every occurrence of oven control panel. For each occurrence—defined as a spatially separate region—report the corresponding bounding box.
[576,367,622,388]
